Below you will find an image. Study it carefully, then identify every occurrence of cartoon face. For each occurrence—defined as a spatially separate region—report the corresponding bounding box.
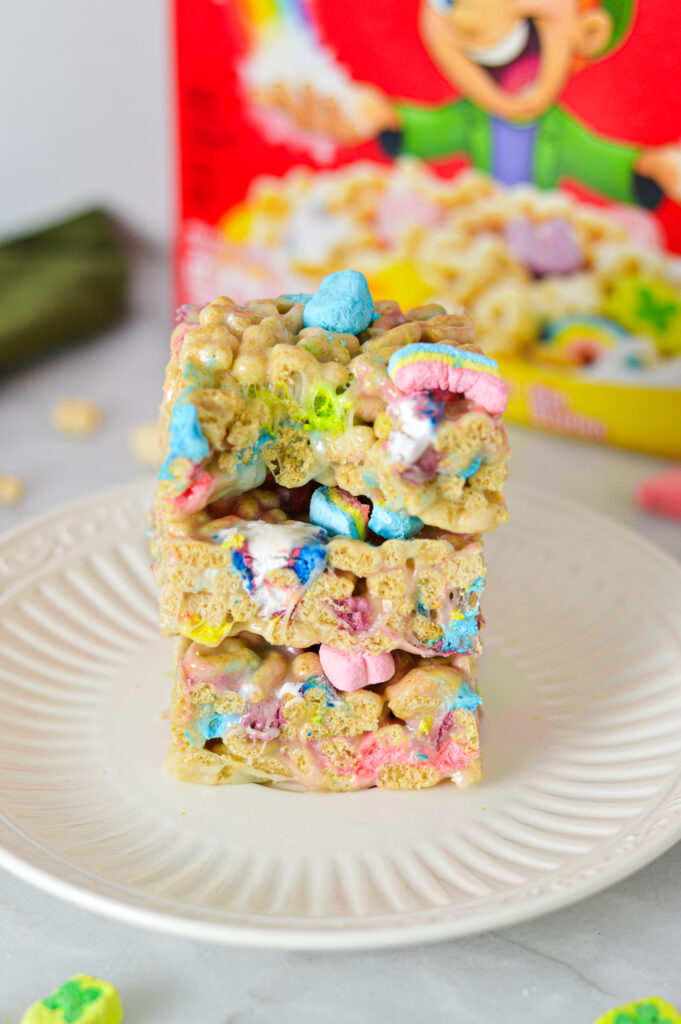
[420,0,614,121]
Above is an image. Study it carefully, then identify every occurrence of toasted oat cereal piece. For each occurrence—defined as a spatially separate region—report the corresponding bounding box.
[130,419,161,469]
[167,634,483,792]
[0,473,24,504]
[52,396,102,436]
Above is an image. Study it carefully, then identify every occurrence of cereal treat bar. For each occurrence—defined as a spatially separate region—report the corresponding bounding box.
[155,270,509,793]
[167,635,483,792]
[153,484,486,656]
[157,269,509,534]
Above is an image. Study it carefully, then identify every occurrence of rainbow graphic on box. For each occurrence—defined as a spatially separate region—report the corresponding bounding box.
[233,0,314,44]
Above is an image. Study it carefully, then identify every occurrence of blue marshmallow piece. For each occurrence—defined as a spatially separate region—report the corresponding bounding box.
[369,503,423,539]
[458,456,482,479]
[292,542,327,584]
[441,613,479,654]
[158,397,210,479]
[303,269,377,335]
[451,682,483,713]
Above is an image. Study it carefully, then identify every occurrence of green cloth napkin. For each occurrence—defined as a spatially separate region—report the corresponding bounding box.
[0,208,128,372]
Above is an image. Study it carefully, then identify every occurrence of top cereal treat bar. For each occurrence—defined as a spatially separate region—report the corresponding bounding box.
[157,271,509,535]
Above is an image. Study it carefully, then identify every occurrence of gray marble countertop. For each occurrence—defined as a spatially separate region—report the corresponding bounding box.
[0,253,679,1023]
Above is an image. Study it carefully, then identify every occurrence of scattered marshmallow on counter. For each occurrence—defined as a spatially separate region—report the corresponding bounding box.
[52,397,103,436]
[593,997,681,1024]
[0,473,24,504]
[20,974,123,1024]
[637,466,681,520]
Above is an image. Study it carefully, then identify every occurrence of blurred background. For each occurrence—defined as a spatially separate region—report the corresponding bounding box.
[0,2,169,246]
[0,0,679,556]
[0,0,170,521]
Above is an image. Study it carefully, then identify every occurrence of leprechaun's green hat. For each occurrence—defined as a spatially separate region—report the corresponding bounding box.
[601,0,635,53]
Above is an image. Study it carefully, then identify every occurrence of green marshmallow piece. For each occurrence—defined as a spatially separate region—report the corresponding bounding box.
[0,208,128,372]
[594,997,681,1024]
[21,974,123,1024]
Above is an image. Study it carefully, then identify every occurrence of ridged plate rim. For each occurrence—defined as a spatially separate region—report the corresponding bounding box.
[0,478,680,950]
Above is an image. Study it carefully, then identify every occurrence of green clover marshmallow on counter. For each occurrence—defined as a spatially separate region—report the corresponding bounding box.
[593,997,681,1024]
[21,975,123,1024]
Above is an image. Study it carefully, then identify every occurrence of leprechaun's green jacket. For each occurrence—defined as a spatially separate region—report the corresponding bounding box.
[392,98,643,203]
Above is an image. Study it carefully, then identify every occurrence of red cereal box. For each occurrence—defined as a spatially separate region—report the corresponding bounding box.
[174,0,681,456]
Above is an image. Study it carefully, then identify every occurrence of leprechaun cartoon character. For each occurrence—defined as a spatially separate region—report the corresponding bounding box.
[253,0,681,208]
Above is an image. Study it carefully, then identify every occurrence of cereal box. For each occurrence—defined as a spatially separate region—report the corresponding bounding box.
[174,0,681,456]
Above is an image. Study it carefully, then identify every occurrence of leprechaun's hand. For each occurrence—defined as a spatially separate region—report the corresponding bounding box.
[637,145,681,203]
[249,81,398,146]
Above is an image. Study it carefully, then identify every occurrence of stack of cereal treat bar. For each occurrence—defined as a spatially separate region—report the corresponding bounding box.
[153,270,509,791]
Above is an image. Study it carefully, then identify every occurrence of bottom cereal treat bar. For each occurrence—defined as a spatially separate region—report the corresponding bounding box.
[167,634,482,792]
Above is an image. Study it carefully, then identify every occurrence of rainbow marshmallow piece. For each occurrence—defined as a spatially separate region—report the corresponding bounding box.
[310,485,371,540]
[388,342,508,415]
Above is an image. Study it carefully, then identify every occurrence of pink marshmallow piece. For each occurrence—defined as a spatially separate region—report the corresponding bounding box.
[171,323,195,359]
[636,467,681,520]
[319,645,395,692]
[171,470,215,515]
[394,363,508,415]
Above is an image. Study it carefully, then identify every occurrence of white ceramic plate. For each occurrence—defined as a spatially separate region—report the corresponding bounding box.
[0,480,680,950]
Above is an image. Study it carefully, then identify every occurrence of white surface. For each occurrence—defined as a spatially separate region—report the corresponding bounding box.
[2,479,681,953]
[0,254,680,1016]
[0,0,170,245]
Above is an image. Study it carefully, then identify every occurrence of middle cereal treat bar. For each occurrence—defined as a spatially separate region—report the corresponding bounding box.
[153,486,486,655]
[157,269,509,535]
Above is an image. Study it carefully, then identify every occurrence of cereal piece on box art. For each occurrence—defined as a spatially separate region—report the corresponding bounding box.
[593,996,681,1024]
[21,975,123,1024]
[504,216,584,277]
[604,275,681,357]
[537,314,629,367]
